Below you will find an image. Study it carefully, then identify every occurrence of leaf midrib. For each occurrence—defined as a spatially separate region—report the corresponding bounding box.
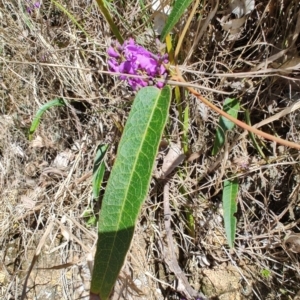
[99,89,161,289]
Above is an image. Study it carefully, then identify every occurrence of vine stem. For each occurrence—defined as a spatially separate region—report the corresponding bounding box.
[173,66,300,151]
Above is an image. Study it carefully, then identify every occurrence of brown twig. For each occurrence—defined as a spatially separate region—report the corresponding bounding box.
[173,66,300,151]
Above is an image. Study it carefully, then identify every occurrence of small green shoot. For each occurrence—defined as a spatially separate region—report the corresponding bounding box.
[28,98,65,140]
[212,98,240,155]
[222,178,239,248]
[244,109,267,160]
[261,269,271,279]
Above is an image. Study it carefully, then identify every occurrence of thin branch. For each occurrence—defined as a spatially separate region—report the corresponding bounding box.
[173,66,300,151]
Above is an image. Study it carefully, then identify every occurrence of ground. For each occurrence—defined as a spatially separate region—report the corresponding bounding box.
[1,0,300,299]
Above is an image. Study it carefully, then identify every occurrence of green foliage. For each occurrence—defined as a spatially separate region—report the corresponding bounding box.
[245,109,267,159]
[212,98,240,155]
[90,86,172,299]
[28,98,65,140]
[261,269,271,278]
[160,0,194,41]
[92,144,108,200]
[83,144,109,227]
[222,178,239,248]
[94,0,124,43]
[82,212,98,228]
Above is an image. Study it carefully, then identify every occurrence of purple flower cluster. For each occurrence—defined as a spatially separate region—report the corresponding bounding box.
[107,38,168,90]
[25,0,40,14]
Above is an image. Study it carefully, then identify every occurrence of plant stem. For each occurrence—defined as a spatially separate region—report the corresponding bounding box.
[94,0,124,44]
[174,66,300,151]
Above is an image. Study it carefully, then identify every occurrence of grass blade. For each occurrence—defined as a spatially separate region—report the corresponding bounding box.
[94,0,124,44]
[83,144,109,227]
[244,109,267,159]
[212,98,240,155]
[160,0,193,41]
[50,0,90,38]
[90,86,172,299]
[29,98,65,140]
[92,144,108,200]
[222,178,239,248]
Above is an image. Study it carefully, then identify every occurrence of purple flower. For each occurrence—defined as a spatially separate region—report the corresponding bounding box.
[25,0,40,14]
[107,38,168,90]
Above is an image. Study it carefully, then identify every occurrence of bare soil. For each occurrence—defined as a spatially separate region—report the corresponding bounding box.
[1,0,300,299]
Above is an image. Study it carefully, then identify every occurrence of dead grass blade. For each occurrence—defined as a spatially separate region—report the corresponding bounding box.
[252,10,300,71]
[253,100,300,129]
[163,181,206,300]
[21,220,54,300]
[185,0,219,63]
[174,67,300,150]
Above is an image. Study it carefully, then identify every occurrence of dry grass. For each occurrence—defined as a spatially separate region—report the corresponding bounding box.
[1,0,300,299]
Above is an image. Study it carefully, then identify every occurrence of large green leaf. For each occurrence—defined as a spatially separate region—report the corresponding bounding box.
[160,0,193,41]
[212,98,240,155]
[28,98,65,140]
[90,86,172,299]
[222,178,239,248]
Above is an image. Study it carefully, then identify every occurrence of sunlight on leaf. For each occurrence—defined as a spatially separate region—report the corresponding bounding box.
[92,144,108,200]
[90,86,172,299]
[160,0,193,41]
[29,98,65,140]
[222,178,239,248]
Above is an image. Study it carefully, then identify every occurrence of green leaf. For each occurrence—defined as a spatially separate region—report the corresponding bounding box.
[222,178,239,248]
[160,0,193,41]
[90,86,172,299]
[82,211,97,227]
[244,109,266,160]
[28,98,65,140]
[212,98,240,155]
[92,144,108,200]
[94,0,124,44]
[82,144,108,228]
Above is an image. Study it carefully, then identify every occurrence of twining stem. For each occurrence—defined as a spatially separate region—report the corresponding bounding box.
[173,66,300,151]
